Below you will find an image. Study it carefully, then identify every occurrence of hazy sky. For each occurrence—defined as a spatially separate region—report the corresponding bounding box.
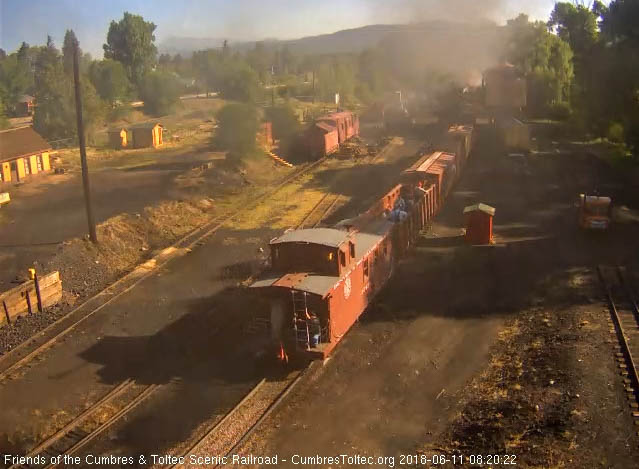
[1,0,568,57]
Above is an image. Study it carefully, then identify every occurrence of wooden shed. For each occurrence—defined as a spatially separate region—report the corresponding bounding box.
[463,203,495,245]
[0,126,52,185]
[107,127,130,149]
[130,123,163,148]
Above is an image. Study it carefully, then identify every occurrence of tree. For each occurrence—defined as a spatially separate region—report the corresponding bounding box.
[103,12,157,85]
[598,0,639,150]
[218,60,260,102]
[0,96,9,129]
[505,14,574,116]
[138,71,180,115]
[0,54,33,111]
[33,40,104,140]
[246,42,273,83]
[214,103,259,158]
[62,29,79,75]
[265,104,300,142]
[89,59,130,105]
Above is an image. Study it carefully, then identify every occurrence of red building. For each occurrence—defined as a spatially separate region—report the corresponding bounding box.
[463,203,495,245]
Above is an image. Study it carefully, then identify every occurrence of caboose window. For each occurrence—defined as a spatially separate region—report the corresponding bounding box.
[363,259,369,279]
[339,250,346,267]
[349,242,355,259]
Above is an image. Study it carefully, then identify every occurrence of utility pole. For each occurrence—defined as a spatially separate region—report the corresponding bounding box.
[72,42,98,243]
[312,70,315,104]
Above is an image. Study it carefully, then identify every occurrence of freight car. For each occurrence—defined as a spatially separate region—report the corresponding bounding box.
[251,126,474,361]
[306,111,360,159]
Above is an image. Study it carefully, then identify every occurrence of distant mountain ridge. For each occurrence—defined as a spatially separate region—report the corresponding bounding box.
[158,21,497,56]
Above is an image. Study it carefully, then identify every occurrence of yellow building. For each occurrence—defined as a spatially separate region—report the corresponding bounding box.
[130,123,163,148]
[107,127,130,149]
[0,126,52,185]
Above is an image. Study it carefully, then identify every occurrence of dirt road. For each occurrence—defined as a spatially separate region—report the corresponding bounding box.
[0,150,223,288]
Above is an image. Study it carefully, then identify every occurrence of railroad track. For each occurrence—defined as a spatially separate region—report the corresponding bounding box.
[0,157,329,383]
[3,138,400,465]
[296,193,343,230]
[597,265,639,430]
[8,380,160,469]
[169,366,310,469]
[4,159,335,466]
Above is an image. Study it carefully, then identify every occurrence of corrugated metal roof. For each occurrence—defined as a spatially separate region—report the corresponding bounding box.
[129,122,162,130]
[250,271,336,297]
[254,221,389,297]
[404,152,443,174]
[448,124,473,134]
[271,228,352,248]
[325,111,355,119]
[353,230,384,255]
[315,122,337,133]
[464,203,496,216]
[584,196,611,205]
[0,126,51,163]
[289,274,338,296]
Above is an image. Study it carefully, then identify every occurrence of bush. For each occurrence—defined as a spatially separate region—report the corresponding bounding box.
[214,103,260,160]
[607,121,625,143]
[264,105,300,141]
[139,71,181,116]
[547,102,572,121]
[107,104,134,123]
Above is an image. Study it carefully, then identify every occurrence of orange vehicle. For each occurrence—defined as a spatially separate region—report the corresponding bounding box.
[578,194,612,230]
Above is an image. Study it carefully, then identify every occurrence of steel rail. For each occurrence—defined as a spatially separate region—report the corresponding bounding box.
[598,265,639,399]
[43,385,160,469]
[0,157,328,382]
[168,379,267,469]
[214,367,309,468]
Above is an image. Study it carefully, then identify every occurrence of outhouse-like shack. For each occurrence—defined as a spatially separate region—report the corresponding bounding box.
[463,203,495,245]
[130,123,163,148]
[107,127,130,149]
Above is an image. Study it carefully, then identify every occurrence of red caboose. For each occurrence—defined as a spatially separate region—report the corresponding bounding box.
[251,225,394,360]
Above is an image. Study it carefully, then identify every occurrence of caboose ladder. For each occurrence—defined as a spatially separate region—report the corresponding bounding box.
[291,290,311,350]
